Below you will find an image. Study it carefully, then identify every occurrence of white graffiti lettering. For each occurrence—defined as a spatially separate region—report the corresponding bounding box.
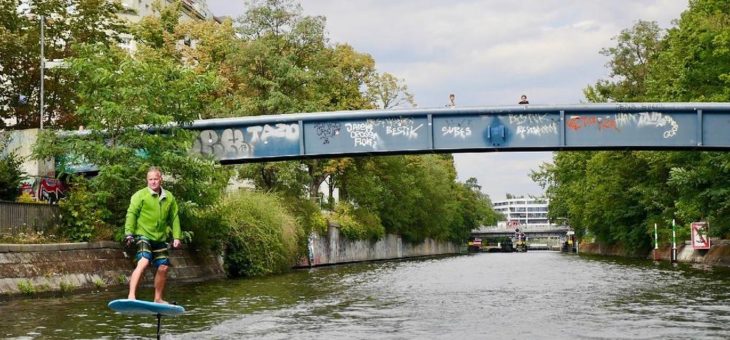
[509,114,550,125]
[615,113,637,128]
[247,123,300,143]
[194,129,252,158]
[386,124,423,139]
[345,122,378,149]
[441,126,472,139]
[516,123,558,139]
[637,112,679,139]
[441,119,473,139]
[365,118,423,139]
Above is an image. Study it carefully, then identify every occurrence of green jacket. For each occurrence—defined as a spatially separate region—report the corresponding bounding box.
[124,187,181,242]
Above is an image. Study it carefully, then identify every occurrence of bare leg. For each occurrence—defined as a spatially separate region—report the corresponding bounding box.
[128,258,150,300]
[153,264,169,303]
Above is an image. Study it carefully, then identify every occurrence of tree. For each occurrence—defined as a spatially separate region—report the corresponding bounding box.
[33,43,228,240]
[583,20,663,102]
[0,132,25,201]
[0,0,127,129]
[366,72,417,109]
[230,0,378,212]
[647,0,730,101]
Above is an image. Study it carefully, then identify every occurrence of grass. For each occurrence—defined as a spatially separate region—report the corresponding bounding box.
[17,279,35,295]
[59,280,76,294]
[93,277,106,289]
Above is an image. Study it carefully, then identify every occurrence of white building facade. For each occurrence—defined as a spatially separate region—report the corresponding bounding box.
[119,0,216,23]
[492,197,553,230]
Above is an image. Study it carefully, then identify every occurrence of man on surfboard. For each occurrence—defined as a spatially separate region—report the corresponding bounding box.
[124,166,181,304]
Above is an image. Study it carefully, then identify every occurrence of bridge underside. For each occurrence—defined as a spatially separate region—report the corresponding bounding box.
[186,103,730,164]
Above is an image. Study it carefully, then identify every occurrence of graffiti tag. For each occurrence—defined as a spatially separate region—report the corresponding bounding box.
[314,122,341,144]
[637,112,679,139]
[441,119,472,139]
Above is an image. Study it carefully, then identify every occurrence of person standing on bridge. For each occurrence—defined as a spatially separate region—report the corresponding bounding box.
[519,94,529,104]
[447,93,456,108]
[124,166,181,304]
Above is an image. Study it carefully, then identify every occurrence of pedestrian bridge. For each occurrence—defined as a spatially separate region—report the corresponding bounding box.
[471,226,570,240]
[187,103,730,163]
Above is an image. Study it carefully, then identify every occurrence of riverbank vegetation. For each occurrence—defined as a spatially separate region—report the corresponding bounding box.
[533,0,730,252]
[8,1,499,277]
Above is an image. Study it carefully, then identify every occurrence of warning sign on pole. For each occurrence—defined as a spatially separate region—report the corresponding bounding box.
[691,222,711,250]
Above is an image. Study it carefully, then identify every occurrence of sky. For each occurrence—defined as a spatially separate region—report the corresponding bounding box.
[205,0,689,200]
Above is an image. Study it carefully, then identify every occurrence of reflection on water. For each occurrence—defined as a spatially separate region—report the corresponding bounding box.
[1,252,729,339]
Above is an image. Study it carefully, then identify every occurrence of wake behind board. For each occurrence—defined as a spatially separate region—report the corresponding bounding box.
[108,299,185,316]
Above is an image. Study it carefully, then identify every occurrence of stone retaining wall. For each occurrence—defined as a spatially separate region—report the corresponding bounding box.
[579,239,730,268]
[297,224,461,267]
[0,241,225,297]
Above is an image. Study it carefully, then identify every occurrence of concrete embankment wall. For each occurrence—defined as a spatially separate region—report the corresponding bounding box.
[1,226,460,297]
[297,224,461,267]
[579,239,730,268]
[0,241,225,297]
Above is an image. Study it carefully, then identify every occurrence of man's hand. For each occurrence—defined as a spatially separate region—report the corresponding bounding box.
[172,239,181,248]
[125,235,135,247]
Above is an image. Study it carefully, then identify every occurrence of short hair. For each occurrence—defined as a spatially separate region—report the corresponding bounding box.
[147,166,162,177]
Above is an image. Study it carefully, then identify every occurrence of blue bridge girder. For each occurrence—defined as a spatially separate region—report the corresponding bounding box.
[185,102,730,163]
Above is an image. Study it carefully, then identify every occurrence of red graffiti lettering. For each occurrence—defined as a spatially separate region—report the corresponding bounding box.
[568,115,618,131]
[600,118,617,130]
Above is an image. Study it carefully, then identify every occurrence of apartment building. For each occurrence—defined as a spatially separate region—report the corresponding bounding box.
[492,197,553,229]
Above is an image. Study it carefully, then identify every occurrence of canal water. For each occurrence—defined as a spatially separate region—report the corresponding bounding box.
[2,252,729,339]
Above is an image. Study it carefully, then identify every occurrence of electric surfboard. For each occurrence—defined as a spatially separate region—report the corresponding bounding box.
[108,299,185,316]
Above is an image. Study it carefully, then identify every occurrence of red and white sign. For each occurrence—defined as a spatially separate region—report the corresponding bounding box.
[691,222,711,250]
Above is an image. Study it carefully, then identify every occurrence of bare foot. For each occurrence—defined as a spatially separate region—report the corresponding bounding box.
[127,296,136,300]
[154,299,169,304]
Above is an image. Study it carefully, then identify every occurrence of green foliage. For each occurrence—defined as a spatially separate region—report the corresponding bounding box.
[92,277,106,289]
[647,0,730,101]
[330,202,384,241]
[284,196,327,235]
[221,191,303,278]
[17,279,35,295]
[33,43,229,243]
[59,280,75,294]
[183,202,226,253]
[366,72,416,109]
[57,177,107,242]
[0,133,25,201]
[0,230,63,244]
[339,155,497,243]
[668,153,730,238]
[583,20,663,102]
[547,1,730,251]
[0,0,127,129]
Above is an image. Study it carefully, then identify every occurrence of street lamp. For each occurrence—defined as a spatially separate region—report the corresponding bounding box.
[40,15,44,129]
[39,15,66,130]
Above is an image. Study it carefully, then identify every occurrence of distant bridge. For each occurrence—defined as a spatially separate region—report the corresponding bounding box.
[472,226,570,251]
[186,103,730,164]
[471,226,570,240]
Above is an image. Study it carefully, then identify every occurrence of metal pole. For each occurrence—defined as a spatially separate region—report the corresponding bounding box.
[156,313,161,340]
[671,219,677,263]
[40,15,44,130]
[654,223,658,261]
